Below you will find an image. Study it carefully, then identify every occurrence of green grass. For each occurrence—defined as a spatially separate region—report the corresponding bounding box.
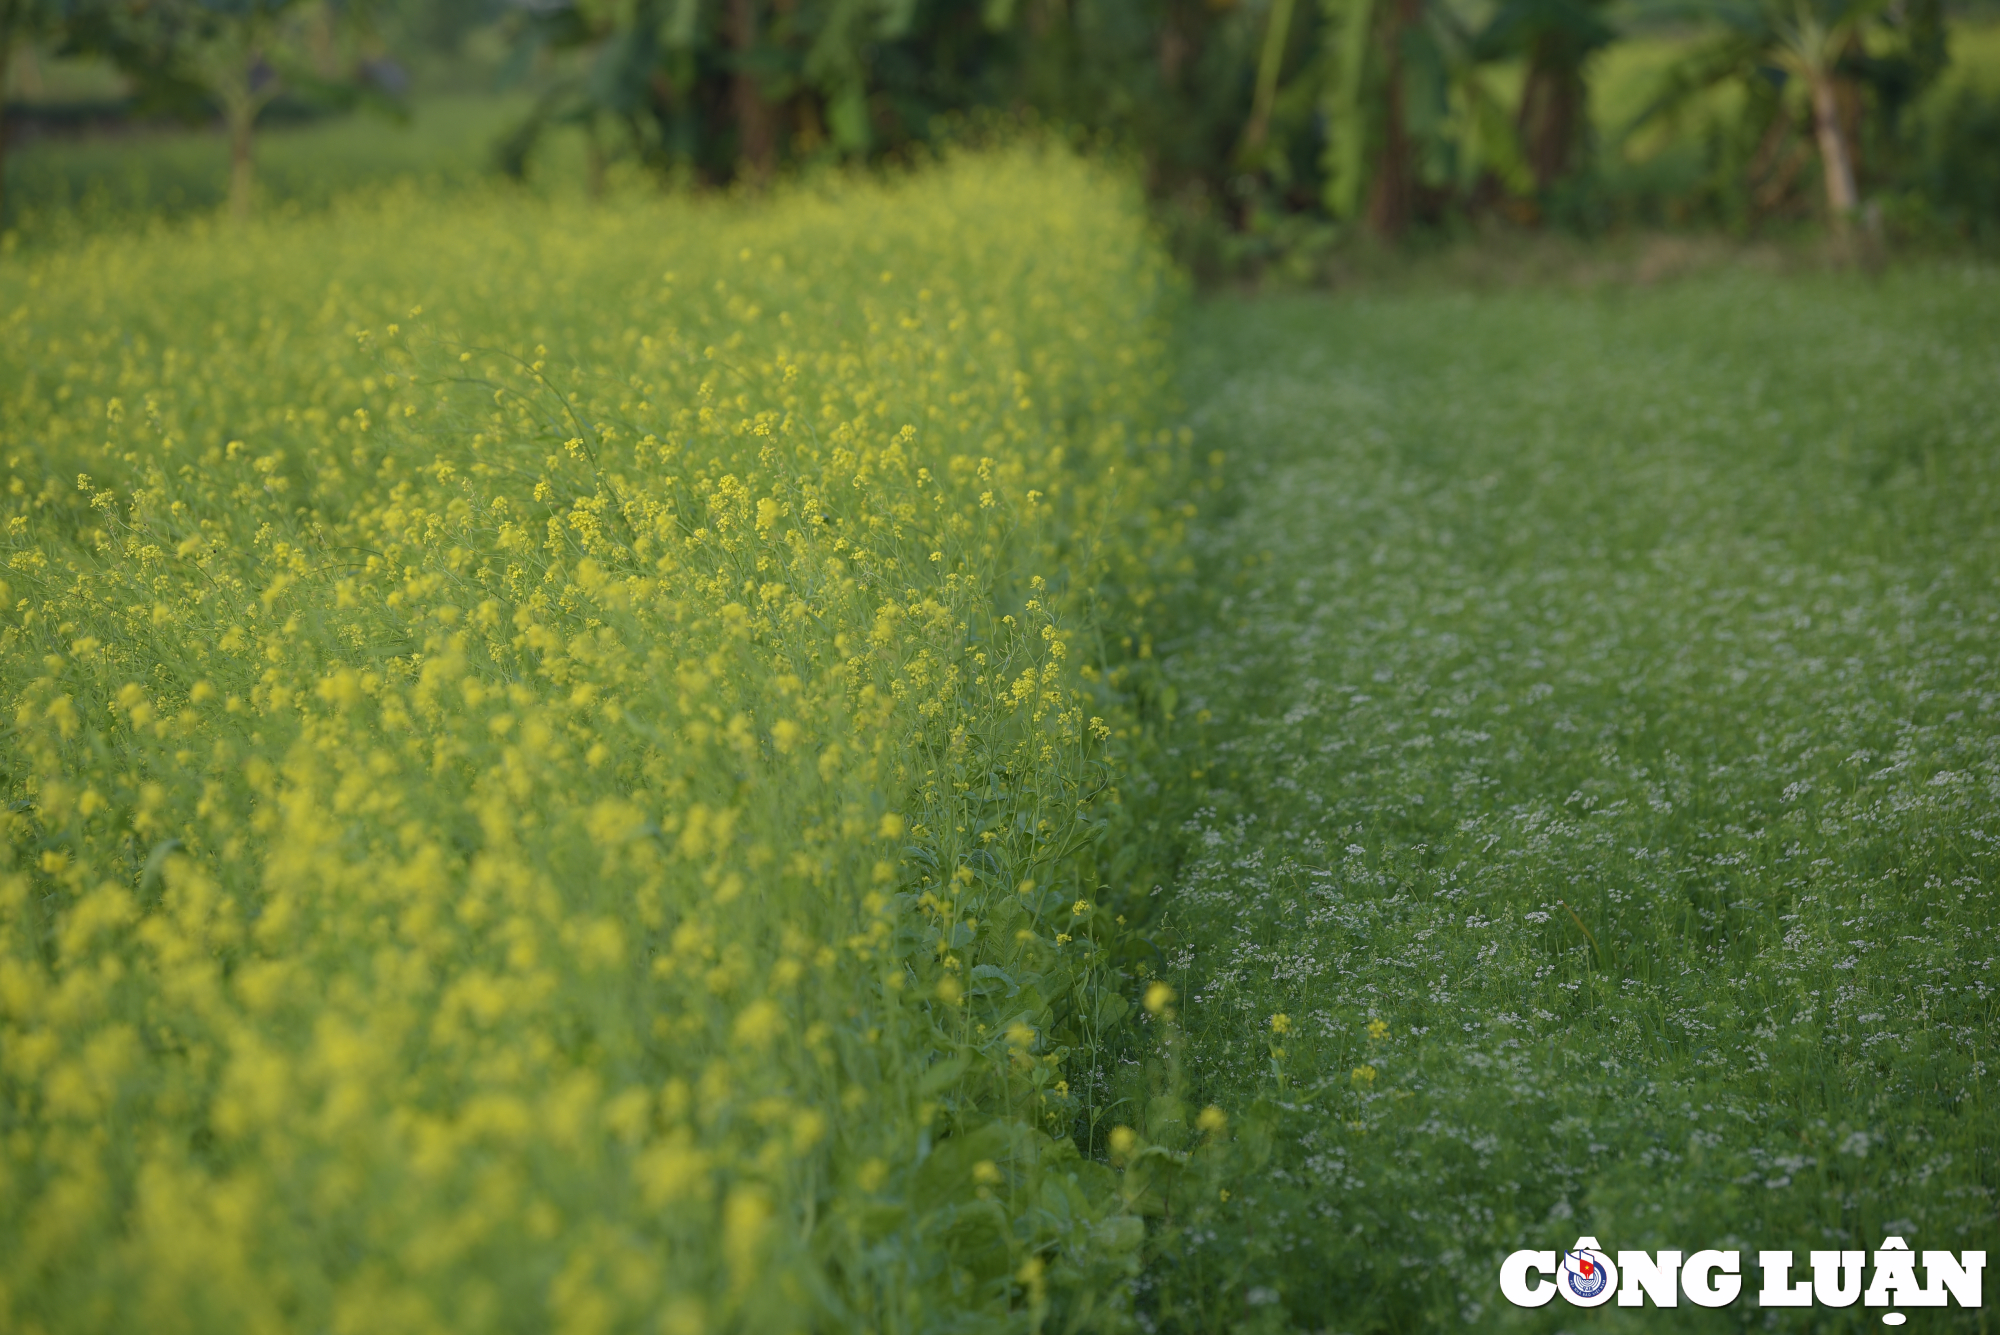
[1126,268,2000,1331]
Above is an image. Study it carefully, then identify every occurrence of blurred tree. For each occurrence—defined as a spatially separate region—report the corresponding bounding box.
[71,0,394,216]
[1843,0,1944,182]
[1320,0,1527,237]
[1001,0,1260,203]
[1639,0,1919,234]
[492,0,1543,237]
[725,0,771,179]
[499,0,973,187]
[1474,0,1614,195]
[0,0,72,223]
[403,0,497,52]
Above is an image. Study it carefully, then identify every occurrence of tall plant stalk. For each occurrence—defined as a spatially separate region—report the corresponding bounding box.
[1242,0,1296,153]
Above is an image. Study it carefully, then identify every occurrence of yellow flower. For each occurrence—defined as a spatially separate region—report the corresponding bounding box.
[1269,1013,1292,1035]
[732,1000,785,1050]
[0,144,1186,1328]
[722,1185,772,1294]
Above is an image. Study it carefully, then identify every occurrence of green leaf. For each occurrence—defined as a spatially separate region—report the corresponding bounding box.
[917,1050,970,1096]
[1321,0,1379,219]
[1095,990,1131,1029]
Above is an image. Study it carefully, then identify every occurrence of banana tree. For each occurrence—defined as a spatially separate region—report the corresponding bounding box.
[1319,0,1529,236]
[1774,0,1874,221]
[1473,0,1614,194]
[490,0,1536,240]
[495,0,694,187]
[497,0,989,188]
[1636,0,1890,232]
[998,0,1267,203]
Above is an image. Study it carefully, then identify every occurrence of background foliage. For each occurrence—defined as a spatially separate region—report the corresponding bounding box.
[3,0,2000,251]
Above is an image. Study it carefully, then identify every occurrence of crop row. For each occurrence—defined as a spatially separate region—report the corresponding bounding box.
[0,150,1187,1332]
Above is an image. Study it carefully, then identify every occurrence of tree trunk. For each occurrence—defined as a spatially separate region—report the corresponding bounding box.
[1366,0,1421,239]
[1835,33,1865,191]
[1808,71,1857,232]
[727,0,774,185]
[1517,37,1584,194]
[227,100,257,220]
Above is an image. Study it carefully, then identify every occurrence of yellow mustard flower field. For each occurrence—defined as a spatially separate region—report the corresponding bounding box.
[0,149,1190,1333]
